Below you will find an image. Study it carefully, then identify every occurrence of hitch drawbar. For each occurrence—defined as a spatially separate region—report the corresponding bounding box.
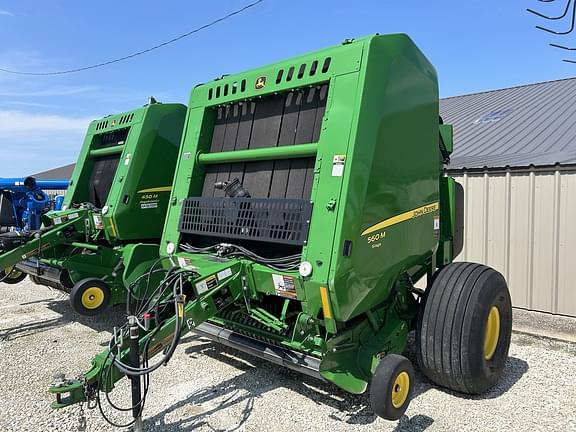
[49,261,243,408]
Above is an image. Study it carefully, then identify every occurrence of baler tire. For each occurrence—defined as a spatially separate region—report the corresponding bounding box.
[369,354,414,421]
[1,267,27,284]
[70,278,111,316]
[416,262,512,394]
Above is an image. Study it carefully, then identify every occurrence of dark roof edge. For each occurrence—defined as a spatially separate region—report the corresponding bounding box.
[441,76,576,101]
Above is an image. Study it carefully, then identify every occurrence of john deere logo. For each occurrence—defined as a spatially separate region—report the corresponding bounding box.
[255,76,267,89]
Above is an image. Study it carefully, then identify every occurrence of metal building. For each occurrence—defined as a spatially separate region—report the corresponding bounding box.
[441,77,576,317]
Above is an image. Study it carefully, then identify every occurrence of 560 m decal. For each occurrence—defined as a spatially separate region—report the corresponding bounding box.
[361,202,439,237]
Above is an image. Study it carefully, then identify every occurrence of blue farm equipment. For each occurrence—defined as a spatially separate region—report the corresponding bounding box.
[0,176,69,232]
[0,176,68,283]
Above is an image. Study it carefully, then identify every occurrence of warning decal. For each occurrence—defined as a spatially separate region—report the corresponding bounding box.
[272,274,297,298]
[195,275,218,295]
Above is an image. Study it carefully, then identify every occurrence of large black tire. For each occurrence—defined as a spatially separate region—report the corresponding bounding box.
[69,278,111,316]
[370,354,414,420]
[0,266,27,284]
[416,262,512,394]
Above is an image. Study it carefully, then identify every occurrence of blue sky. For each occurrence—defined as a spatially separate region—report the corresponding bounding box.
[0,0,574,176]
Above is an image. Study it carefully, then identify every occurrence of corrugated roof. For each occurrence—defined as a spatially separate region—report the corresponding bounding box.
[440,77,576,170]
[32,163,74,179]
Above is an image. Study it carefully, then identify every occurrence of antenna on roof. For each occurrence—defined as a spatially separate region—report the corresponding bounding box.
[528,0,576,61]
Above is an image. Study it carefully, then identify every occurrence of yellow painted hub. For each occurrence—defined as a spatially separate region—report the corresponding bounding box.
[81,287,105,310]
[391,371,410,409]
[483,306,501,360]
[4,266,22,279]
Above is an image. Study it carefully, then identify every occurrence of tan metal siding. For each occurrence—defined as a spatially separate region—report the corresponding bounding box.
[558,173,576,315]
[452,168,576,317]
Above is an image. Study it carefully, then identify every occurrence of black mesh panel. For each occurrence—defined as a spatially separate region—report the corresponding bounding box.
[179,197,313,245]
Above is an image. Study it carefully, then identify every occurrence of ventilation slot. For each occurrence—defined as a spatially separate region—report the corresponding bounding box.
[96,120,109,131]
[209,80,247,101]
[208,64,328,102]
[272,59,328,84]
[309,61,318,76]
[119,113,134,125]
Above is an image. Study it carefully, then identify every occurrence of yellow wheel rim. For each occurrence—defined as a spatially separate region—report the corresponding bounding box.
[4,266,23,279]
[81,287,105,310]
[391,371,410,409]
[483,306,501,360]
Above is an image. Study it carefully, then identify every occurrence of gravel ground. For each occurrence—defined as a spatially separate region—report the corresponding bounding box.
[0,280,575,432]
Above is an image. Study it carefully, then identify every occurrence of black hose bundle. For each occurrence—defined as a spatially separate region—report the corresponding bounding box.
[180,242,301,272]
[95,267,195,427]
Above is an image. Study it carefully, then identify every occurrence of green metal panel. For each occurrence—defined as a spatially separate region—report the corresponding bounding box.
[329,35,440,321]
[64,102,186,242]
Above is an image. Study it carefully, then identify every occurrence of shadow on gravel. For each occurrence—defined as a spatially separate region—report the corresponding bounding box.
[141,336,428,431]
[0,299,125,341]
[393,415,434,431]
[47,300,126,332]
[407,356,529,403]
[141,335,529,432]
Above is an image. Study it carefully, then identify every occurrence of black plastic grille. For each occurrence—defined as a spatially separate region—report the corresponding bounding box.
[179,197,313,245]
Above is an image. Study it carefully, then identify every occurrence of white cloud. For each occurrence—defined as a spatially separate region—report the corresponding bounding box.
[2,101,57,108]
[0,9,13,16]
[0,110,92,133]
[0,110,94,175]
[0,85,97,98]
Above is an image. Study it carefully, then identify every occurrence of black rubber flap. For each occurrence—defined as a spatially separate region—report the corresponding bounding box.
[88,155,120,208]
[179,197,313,245]
[201,84,328,199]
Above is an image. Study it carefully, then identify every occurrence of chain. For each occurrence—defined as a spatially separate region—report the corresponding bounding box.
[76,374,95,431]
[84,380,97,410]
[77,402,87,432]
